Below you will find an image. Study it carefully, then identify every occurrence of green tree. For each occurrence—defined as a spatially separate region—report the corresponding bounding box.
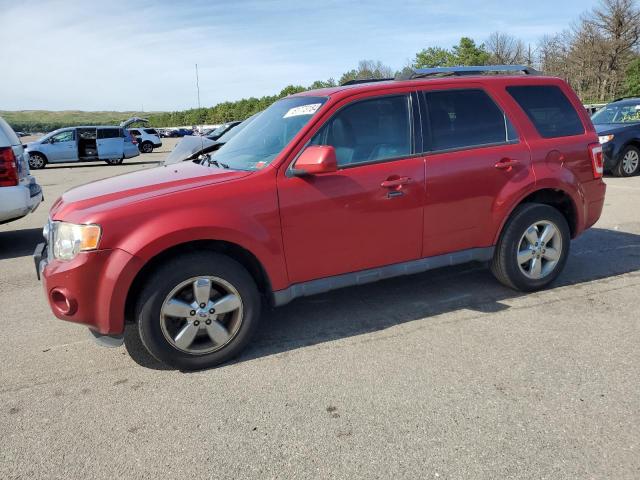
[452,37,490,65]
[623,57,640,97]
[413,47,456,68]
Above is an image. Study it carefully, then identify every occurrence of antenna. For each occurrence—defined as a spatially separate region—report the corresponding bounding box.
[196,63,204,151]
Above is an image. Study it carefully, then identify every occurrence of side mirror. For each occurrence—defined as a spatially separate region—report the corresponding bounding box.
[291,145,337,176]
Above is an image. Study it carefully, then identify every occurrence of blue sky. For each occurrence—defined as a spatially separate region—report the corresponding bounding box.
[0,0,600,111]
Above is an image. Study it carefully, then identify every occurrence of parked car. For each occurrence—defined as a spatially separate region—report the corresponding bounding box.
[25,126,139,169]
[128,127,162,153]
[0,116,43,224]
[176,128,194,137]
[202,121,242,140]
[164,113,261,165]
[591,97,640,177]
[35,66,606,370]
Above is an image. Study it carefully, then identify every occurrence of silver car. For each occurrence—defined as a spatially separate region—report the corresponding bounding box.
[25,125,139,169]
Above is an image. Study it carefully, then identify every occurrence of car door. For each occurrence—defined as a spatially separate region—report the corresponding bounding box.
[419,86,533,257]
[278,93,426,284]
[43,129,77,162]
[97,128,124,159]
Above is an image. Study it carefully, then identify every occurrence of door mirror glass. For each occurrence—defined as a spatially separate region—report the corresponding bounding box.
[292,145,337,176]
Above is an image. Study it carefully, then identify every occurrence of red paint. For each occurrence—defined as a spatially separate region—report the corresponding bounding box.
[41,75,606,335]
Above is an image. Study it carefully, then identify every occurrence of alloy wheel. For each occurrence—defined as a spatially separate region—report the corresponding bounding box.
[622,149,639,175]
[516,220,563,280]
[160,276,244,355]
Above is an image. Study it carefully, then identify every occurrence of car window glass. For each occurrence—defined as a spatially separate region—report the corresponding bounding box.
[130,130,140,136]
[51,130,74,143]
[144,129,157,134]
[311,95,411,166]
[591,102,640,124]
[78,129,96,140]
[98,128,121,139]
[507,85,584,138]
[424,89,514,151]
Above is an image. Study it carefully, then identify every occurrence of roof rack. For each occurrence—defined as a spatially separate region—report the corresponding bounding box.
[340,78,394,86]
[396,65,541,80]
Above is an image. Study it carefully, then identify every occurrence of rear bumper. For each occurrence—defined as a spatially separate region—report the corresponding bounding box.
[38,245,144,335]
[582,179,607,231]
[153,141,162,148]
[0,180,43,223]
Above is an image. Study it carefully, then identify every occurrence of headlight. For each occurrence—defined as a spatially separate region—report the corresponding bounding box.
[51,221,102,261]
[598,134,614,144]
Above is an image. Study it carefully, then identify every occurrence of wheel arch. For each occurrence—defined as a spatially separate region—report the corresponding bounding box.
[124,239,273,325]
[494,187,579,244]
[28,150,48,162]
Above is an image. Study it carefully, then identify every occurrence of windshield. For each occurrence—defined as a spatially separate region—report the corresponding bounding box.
[592,102,640,124]
[213,96,327,170]
[215,113,261,143]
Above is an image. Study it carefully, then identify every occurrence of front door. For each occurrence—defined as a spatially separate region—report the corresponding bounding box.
[419,87,533,257]
[97,128,124,160]
[44,129,77,162]
[278,94,426,284]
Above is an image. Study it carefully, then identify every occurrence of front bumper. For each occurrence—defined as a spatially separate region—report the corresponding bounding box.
[34,241,144,336]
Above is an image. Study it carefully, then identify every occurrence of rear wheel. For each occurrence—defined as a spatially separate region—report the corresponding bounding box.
[28,153,46,169]
[105,157,123,166]
[491,203,570,292]
[140,142,154,153]
[613,145,640,177]
[135,252,261,370]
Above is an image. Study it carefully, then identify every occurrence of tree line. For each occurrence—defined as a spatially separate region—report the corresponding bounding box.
[9,0,640,132]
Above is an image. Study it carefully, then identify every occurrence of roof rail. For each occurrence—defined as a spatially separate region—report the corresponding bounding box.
[396,65,541,80]
[340,78,394,86]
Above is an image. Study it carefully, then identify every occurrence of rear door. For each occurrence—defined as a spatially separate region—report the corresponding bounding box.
[420,86,533,257]
[97,128,124,160]
[278,93,426,283]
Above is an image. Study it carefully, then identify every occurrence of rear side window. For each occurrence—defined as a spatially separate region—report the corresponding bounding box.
[97,128,121,139]
[144,128,158,135]
[507,85,584,138]
[423,89,516,152]
[311,95,412,166]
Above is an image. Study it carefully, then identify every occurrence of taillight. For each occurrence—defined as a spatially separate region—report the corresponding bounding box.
[0,147,19,187]
[588,143,603,179]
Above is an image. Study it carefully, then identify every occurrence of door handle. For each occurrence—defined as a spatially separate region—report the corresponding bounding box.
[381,176,411,188]
[494,158,519,170]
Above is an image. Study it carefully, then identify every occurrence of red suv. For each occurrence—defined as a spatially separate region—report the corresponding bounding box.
[35,66,606,370]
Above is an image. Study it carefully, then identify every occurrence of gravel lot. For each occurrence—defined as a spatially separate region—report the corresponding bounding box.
[1,142,639,479]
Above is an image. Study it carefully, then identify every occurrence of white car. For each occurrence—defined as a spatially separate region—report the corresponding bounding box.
[0,117,43,224]
[127,127,162,153]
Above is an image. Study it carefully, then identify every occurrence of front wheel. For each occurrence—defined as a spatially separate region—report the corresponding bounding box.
[28,153,47,169]
[613,145,640,177]
[491,203,570,292]
[136,252,261,370]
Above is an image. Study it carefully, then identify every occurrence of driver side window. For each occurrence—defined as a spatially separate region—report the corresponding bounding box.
[51,130,75,143]
[311,95,412,167]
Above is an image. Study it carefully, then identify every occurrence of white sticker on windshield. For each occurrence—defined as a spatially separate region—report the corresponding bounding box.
[283,103,322,118]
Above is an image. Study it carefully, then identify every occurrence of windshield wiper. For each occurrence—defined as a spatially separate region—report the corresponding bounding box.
[206,157,230,169]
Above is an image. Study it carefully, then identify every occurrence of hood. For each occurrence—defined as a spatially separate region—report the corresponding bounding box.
[594,123,636,135]
[51,161,251,220]
[164,136,218,165]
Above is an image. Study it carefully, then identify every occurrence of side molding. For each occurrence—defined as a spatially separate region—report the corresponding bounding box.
[273,247,494,306]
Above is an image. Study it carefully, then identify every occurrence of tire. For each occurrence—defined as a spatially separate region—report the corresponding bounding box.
[613,145,640,177]
[135,252,261,370]
[105,157,123,166]
[28,153,47,169]
[490,203,570,292]
[140,142,154,154]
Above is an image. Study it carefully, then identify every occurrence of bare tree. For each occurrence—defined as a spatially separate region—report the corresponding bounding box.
[486,32,526,64]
